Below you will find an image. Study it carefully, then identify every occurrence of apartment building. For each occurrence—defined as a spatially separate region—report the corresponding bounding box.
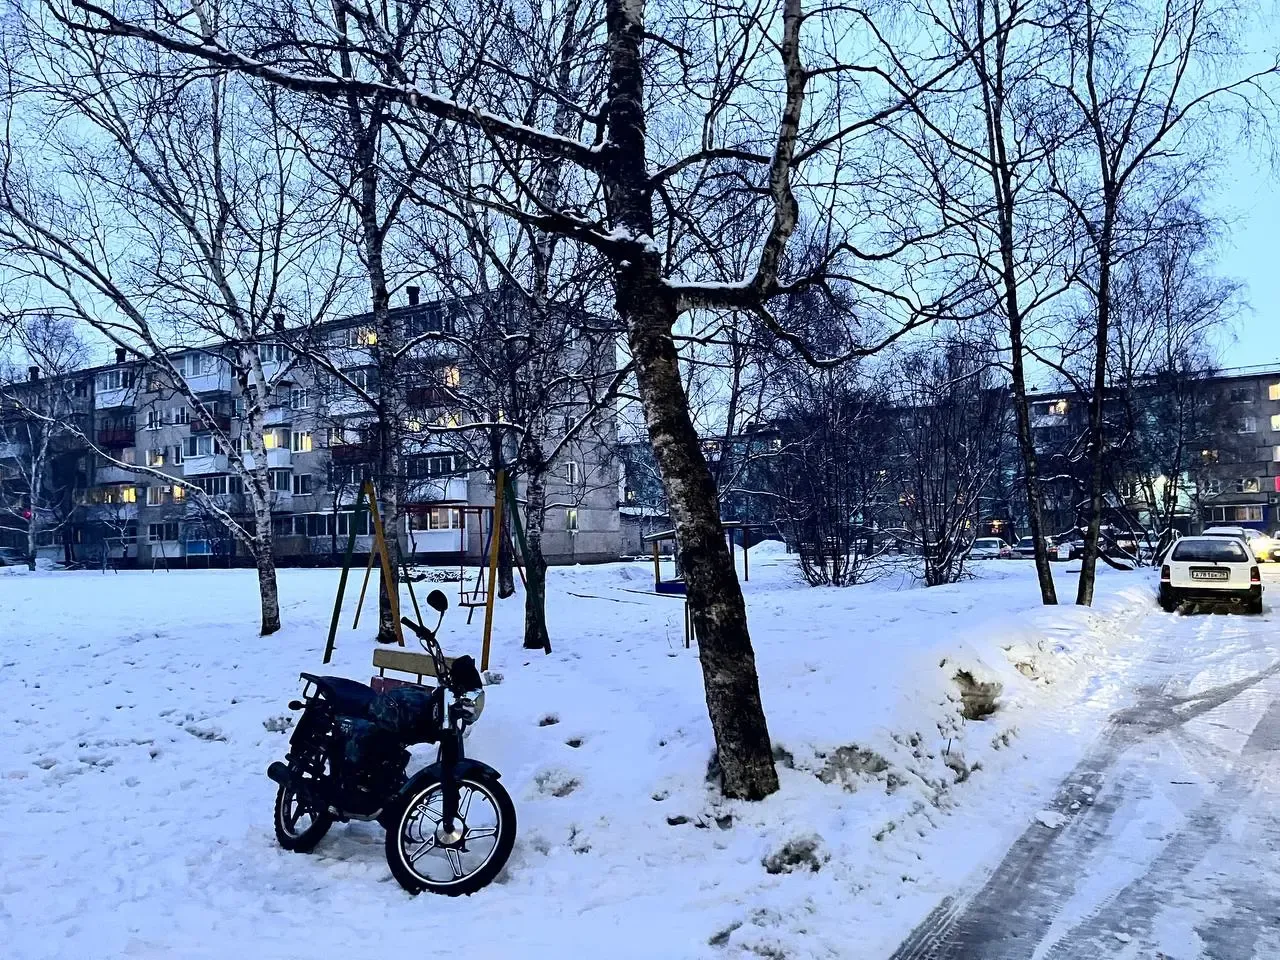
[0,297,621,566]
[1026,364,1280,536]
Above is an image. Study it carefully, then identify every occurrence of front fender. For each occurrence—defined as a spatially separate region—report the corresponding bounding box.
[381,758,502,828]
[400,757,502,797]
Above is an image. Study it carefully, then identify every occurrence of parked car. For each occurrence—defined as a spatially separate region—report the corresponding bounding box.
[0,546,29,567]
[1159,536,1263,614]
[1202,526,1275,562]
[1013,535,1054,559]
[968,537,1012,560]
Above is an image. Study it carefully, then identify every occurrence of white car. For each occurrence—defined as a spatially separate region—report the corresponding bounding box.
[1203,525,1277,562]
[967,538,1011,560]
[1159,535,1263,614]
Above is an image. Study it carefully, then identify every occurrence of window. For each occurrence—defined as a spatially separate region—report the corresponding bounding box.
[145,448,166,467]
[148,521,180,543]
[1270,383,1280,401]
[405,454,466,478]
[1205,505,1265,523]
[1201,449,1219,462]
[1172,539,1247,563]
[1203,477,1222,495]
[183,434,215,458]
[257,343,288,364]
[566,460,581,484]
[347,327,377,347]
[171,444,183,466]
[1239,417,1257,434]
[443,365,461,387]
[289,388,311,410]
[146,485,167,506]
[193,475,229,497]
[1234,478,1261,494]
[345,368,375,393]
[1274,446,1280,463]
[173,485,185,501]
[331,463,361,487]
[292,513,335,538]
[179,354,205,378]
[291,431,312,453]
[292,473,313,495]
[147,373,166,393]
[1229,387,1253,403]
[171,407,189,425]
[98,369,136,392]
[262,429,282,450]
[408,507,462,530]
[145,409,164,431]
[565,508,579,531]
[337,511,372,537]
[270,469,292,492]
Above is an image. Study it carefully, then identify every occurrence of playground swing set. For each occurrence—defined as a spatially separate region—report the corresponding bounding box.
[321,471,545,689]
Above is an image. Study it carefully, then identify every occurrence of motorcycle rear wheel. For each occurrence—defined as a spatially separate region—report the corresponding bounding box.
[386,774,516,895]
[274,780,333,853]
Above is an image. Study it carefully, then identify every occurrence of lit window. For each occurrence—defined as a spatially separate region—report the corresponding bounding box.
[1050,399,1069,415]
[173,485,185,501]
[565,508,579,531]
[1269,383,1280,401]
[1272,414,1280,431]
[145,449,165,467]
[1273,446,1280,463]
[291,431,312,453]
[444,365,461,387]
[121,486,137,504]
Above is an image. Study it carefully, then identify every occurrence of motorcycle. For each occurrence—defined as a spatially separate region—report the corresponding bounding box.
[267,589,516,895]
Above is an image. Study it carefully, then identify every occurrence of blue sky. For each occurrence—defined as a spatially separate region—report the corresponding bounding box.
[1213,150,1280,370]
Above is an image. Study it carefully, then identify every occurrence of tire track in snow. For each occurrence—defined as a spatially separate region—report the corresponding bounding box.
[888,605,1280,960]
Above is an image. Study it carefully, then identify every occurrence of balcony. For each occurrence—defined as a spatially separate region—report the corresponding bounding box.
[190,412,232,433]
[263,404,292,427]
[94,387,135,411]
[407,386,452,408]
[267,447,292,468]
[182,454,229,476]
[330,441,376,463]
[405,476,468,504]
[183,368,233,395]
[97,427,136,448]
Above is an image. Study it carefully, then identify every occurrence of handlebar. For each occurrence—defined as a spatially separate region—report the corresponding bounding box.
[400,617,433,640]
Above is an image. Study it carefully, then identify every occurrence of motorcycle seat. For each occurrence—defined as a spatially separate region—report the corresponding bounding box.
[300,673,377,716]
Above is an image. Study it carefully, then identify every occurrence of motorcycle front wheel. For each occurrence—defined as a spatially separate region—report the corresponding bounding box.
[386,774,516,896]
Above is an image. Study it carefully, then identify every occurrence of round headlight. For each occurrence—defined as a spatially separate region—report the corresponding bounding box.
[454,689,486,724]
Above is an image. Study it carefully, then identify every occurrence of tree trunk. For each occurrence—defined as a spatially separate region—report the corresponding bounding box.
[622,273,778,800]
[254,537,282,635]
[1010,364,1059,603]
[599,0,776,800]
[1077,204,1116,607]
[522,468,551,651]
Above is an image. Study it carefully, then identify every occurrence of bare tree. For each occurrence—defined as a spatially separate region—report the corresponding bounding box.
[0,19,348,631]
[1105,207,1242,554]
[0,314,90,568]
[1041,0,1277,604]
[895,340,1012,587]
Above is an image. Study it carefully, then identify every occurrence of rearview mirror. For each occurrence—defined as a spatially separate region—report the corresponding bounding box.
[427,589,449,614]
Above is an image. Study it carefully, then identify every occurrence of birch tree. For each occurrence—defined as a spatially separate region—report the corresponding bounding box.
[0,16,349,632]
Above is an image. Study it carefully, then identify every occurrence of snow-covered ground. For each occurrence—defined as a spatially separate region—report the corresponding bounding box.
[0,550,1174,958]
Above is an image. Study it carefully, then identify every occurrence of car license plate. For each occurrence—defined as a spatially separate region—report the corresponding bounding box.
[1190,569,1229,581]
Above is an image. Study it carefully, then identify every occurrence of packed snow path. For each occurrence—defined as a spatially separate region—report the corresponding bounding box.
[892,565,1280,960]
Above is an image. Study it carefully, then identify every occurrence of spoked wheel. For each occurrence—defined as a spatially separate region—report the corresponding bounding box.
[386,775,516,895]
[273,769,333,853]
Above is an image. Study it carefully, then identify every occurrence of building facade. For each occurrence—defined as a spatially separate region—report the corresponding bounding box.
[1,299,620,566]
